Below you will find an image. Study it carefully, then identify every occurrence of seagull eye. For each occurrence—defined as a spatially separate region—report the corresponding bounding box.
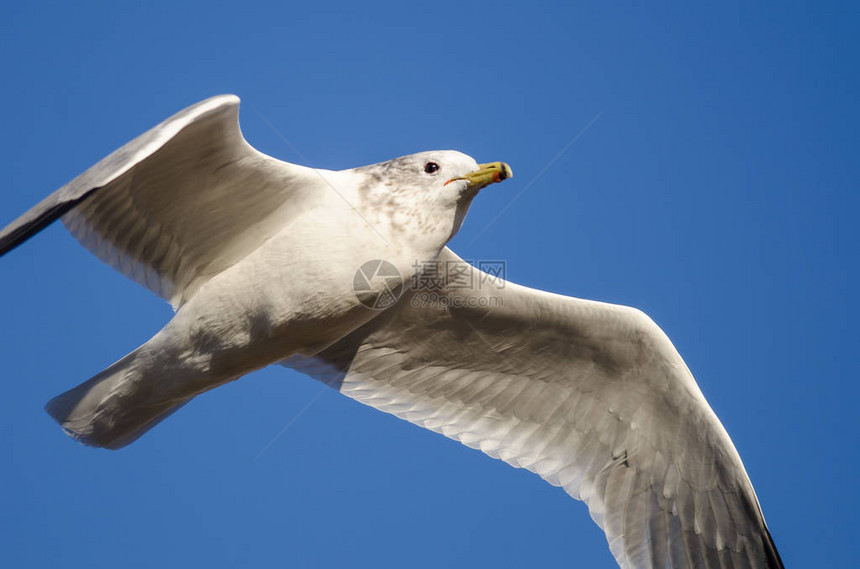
[424,162,440,174]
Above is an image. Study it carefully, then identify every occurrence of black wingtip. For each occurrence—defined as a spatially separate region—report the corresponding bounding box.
[763,523,785,569]
[0,192,94,258]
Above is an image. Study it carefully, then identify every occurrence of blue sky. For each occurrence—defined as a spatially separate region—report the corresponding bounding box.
[0,2,855,567]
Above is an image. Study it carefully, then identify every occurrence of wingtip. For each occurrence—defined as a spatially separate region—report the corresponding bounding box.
[762,522,785,569]
[0,193,91,259]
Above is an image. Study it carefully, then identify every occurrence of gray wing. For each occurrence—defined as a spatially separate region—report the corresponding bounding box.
[285,248,783,569]
[0,95,320,308]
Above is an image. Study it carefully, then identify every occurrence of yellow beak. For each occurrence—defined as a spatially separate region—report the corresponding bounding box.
[447,162,513,189]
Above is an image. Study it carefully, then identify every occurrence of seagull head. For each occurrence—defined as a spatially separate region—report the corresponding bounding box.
[351,150,512,249]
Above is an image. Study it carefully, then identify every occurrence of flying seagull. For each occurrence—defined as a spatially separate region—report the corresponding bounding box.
[0,95,783,569]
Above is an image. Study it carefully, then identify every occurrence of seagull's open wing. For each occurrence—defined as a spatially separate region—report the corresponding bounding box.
[0,95,320,308]
[285,248,783,569]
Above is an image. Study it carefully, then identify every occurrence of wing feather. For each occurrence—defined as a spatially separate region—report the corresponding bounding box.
[283,248,783,569]
[0,95,321,308]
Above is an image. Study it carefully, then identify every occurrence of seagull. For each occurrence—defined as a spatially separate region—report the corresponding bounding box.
[0,95,783,569]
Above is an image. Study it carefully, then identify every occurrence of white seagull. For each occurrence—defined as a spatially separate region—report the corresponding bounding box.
[0,95,782,569]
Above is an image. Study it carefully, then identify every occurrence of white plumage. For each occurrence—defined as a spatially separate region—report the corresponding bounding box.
[0,95,782,568]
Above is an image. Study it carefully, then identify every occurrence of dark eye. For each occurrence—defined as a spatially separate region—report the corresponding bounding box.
[424,161,440,174]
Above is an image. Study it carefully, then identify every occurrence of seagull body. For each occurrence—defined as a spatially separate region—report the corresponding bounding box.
[0,95,782,568]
